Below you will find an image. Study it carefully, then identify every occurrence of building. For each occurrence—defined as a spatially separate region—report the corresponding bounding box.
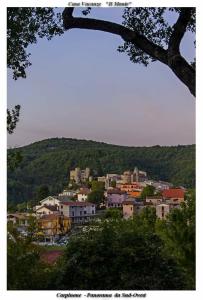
[128,191,142,198]
[145,196,163,205]
[59,201,96,224]
[7,213,36,235]
[122,171,132,184]
[121,167,147,184]
[120,183,142,192]
[122,199,144,219]
[162,188,185,203]
[58,190,76,197]
[35,204,59,217]
[70,167,91,184]
[106,189,128,208]
[57,190,77,202]
[105,174,121,189]
[7,213,30,228]
[38,214,71,241]
[34,196,61,211]
[144,180,173,190]
[156,204,170,219]
[138,170,147,182]
[77,188,90,202]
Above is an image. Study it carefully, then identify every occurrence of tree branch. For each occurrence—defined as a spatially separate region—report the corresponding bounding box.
[62,8,195,97]
[168,8,194,55]
[62,8,168,65]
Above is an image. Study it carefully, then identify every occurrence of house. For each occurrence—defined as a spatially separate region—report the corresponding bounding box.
[156,204,170,219]
[59,201,96,224]
[162,188,185,203]
[37,214,71,241]
[57,190,76,202]
[39,196,61,206]
[106,189,128,208]
[7,213,36,234]
[58,190,76,197]
[145,196,163,205]
[7,213,30,227]
[143,180,173,191]
[122,199,144,219]
[35,204,59,217]
[77,188,90,202]
[34,196,61,211]
[120,183,142,192]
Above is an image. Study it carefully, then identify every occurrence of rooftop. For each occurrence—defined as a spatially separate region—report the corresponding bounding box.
[60,201,95,207]
[162,188,185,198]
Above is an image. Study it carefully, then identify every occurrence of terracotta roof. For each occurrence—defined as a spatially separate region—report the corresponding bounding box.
[60,201,95,206]
[162,188,185,198]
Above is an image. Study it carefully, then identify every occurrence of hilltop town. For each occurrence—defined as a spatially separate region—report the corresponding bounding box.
[8,166,186,245]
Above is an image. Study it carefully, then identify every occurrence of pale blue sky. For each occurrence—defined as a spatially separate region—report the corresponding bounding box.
[7,8,195,147]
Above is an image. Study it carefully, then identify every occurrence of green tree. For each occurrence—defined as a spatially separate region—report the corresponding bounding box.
[7,8,63,79]
[35,185,50,201]
[7,223,54,290]
[91,180,105,191]
[54,219,187,290]
[156,190,195,288]
[110,180,116,188]
[16,202,27,212]
[7,105,22,171]
[103,208,122,219]
[87,190,104,207]
[141,185,155,199]
[7,105,21,134]
[135,206,157,231]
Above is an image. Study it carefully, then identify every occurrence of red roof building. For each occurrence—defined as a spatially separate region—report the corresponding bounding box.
[162,188,185,202]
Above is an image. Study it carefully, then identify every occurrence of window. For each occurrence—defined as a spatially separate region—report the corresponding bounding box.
[61,205,63,209]
[84,211,86,215]
[80,211,82,216]
[92,210,94,214]
[72,211,74,217]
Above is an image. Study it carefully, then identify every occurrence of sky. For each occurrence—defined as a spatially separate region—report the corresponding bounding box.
[7,7,196,148]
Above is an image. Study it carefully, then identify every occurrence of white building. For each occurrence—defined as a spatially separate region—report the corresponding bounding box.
[59,201,96,224]
[58,190,76,197]
[35,204,59,217]
[77,188,90,202]
[34,196,61,211]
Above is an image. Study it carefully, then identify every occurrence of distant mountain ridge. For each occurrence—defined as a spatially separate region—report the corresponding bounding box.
[8,138,195,204]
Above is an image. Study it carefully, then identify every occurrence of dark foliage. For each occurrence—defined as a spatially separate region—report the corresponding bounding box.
[53,219,187,290]
[7,8,64,79]
[7,105,21,134]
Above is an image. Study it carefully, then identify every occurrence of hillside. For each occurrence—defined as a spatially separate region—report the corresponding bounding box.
[8,138,195,204]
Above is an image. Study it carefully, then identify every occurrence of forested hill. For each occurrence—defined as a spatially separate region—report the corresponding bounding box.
[8,138,195,204]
